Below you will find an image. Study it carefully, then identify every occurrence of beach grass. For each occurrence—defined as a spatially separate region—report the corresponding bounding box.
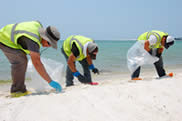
[0,80,11,84]
[0,78,31,85]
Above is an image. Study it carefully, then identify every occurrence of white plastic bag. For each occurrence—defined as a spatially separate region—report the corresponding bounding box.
[127,40,159,73]
[27,58,64,92]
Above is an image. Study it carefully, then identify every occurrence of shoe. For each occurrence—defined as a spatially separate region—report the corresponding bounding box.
[66,83,74,87]
[132,77,142,80]
[167,72,173,77]
[88,82,99,85]
[158,73,174,79]
[11,91,32,98]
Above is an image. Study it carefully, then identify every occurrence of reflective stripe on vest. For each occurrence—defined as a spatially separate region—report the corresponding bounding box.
[146,31,162,48]
[146,31,161,42]
[11,23,41,43]
[11,23,18,43]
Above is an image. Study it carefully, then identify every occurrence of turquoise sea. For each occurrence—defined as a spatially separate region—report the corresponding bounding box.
[0,40,182,80]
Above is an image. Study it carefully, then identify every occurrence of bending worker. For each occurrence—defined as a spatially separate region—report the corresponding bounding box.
[61,35,99,87]
[0,21,62,97]
[131,30,174,80]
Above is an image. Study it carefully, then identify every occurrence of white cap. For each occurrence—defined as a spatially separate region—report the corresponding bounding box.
[87,43,98,53]
[166,36,174,43]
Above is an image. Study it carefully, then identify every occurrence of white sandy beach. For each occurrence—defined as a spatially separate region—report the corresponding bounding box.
[0,68,182,121]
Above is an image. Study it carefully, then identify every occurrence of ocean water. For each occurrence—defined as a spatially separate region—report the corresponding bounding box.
[0,40,182,80]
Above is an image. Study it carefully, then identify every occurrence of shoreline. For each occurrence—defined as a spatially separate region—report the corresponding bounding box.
[1,67,181,84]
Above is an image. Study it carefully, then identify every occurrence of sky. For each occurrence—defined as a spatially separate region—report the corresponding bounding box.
[0,0,181,40]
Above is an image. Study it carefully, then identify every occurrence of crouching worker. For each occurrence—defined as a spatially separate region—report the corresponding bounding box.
[0,21,62,97]
[61,35,99,87]
[131,30,174,80]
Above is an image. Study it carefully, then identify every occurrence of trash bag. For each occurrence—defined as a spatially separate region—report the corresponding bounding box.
[27,58,64,92]
[127,40,159,73]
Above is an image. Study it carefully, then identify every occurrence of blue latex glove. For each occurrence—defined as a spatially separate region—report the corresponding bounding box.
[73,71,81,77]
[89,64,95,70]
[49,80,62,92]
[89,64,99,74]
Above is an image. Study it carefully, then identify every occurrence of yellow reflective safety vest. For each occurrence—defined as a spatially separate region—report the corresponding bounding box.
[63,35,94,61]
[0,21,42,54]
[137,30,168,48]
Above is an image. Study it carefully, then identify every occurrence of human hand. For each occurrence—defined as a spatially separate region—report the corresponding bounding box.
[92,68,99,74]
[49,80,62,92]
[77,74,87,83]
[73,71,81,77]
[89,64,99,74]
[156,53,162,58]
[156,48,163,58]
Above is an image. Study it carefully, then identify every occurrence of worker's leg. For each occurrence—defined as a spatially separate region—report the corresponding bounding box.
[154,56,166,77]
[61,48,74,86]
[0,43,27,93]
[79,58,92,83]
[131,66,141,79]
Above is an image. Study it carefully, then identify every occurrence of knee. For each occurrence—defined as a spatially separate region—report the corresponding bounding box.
[19,56,28,66]
[11,56,28,68]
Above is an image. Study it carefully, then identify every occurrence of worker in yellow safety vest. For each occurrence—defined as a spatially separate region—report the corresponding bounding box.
[61,35,99,87]
[131,30,174,80]
[0,21,62,97]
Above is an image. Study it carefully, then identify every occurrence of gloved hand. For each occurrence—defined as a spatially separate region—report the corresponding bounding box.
[73,71,89,83]
[92,68,99,74]
[156,48,163,58]
[49,80,62,92]
[73,71,81,77]
[77,74,87,83]
[89,64,99,74]
[156,53,162,58]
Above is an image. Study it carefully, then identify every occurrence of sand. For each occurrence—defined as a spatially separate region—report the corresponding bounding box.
[0,68,182,121]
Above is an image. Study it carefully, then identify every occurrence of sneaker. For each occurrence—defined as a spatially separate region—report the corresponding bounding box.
[66,83,74,87]
[88,82,99,85]
[158,73,173,79]
[132,77,142,80]
[11,91,32,98]
[167,72,173,77]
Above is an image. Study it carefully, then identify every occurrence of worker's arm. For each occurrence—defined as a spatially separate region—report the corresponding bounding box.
[86,53,99,74]
[158,48,164,54]
[86,54,92,65]
[30,51,62,92]
[68,53,90,83]
[67,43,88,82]
[67,53,77,72]
[18,36,61,91]
[144,40,150,52]
[156,47,164,58]
[30,51,52,83]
